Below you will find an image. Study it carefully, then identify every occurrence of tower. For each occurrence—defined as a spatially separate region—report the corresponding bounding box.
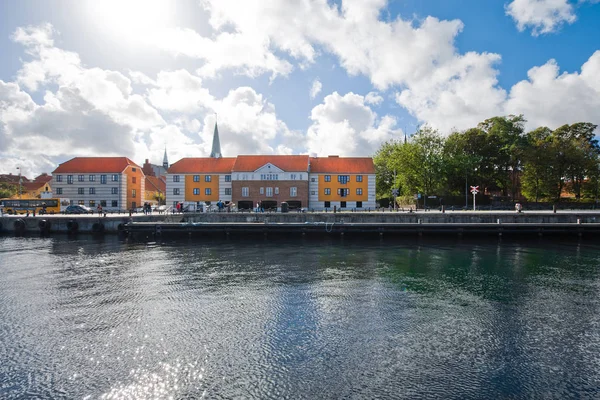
[210,119,222,158]
[163,147,169,170]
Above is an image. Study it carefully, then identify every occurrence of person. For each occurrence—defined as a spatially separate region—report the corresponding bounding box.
[256,202,259,213]
[176,202,181,213]
[97,204,102,215]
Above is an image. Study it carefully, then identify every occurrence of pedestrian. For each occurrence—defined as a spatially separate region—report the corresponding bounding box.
[97,204,102,215]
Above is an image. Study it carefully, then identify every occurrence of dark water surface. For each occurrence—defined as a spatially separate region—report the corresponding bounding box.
[1,235,600,399]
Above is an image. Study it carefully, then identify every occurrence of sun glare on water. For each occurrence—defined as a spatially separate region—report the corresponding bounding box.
[87,0,173,44]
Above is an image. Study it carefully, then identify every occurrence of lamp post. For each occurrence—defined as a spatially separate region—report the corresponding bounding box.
[16,167,22,199]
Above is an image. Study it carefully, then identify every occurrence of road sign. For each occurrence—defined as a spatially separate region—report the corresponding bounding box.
[470,185,479,194]
[392,189,399,196]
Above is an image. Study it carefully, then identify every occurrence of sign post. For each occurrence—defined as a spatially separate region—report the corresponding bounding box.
[470,186,479,211]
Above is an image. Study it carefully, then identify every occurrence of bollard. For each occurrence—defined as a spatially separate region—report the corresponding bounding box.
[553,205,556,213]
[441,205,445,214]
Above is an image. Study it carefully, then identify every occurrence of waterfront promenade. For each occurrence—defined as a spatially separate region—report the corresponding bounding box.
[2,209,600,237]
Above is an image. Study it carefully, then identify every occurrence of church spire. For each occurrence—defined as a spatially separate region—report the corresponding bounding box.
[210,115,222,158]
[163,146,169,169]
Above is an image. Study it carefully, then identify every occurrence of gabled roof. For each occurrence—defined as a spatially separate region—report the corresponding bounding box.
[0,174,29,183]
[168,157,236,174]
[310,156,375,174]
[145,176,166,193]
[34,173,52,183]
[52,157,141,174]
[22,181,47,191]
[233,155,310,172]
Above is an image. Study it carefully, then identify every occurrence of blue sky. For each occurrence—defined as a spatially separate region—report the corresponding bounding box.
[0,0,599,177]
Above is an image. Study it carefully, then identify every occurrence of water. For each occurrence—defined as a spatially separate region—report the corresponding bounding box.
[1,235,600,399]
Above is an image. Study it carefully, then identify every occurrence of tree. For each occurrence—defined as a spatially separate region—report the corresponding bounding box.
[373,139,403,200]
[397,127,445,207]
[521,127,553,202]
[0,183,17,199]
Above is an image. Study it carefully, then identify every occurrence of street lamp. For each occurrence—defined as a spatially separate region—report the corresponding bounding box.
[16,167,22,199]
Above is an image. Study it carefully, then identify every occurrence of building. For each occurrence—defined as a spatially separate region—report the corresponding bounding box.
[52,157,145,210]
[309,156,376,210]
[145,175,166,206]
[166,157,236,210]
[231,155,310,210]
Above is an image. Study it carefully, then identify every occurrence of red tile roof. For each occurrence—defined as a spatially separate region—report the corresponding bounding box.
[34,174,52,183]
[52,157,141,174]
[22,181,47,191]
[233,155,310,172]
[145,176,166,193]
[310,156,375,174]
[168,158,236,174]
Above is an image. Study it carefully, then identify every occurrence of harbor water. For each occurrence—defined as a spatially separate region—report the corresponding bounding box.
[1,235,600,399]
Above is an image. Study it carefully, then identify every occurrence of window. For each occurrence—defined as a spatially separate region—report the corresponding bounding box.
[112,200,118,207]
[266,187,273,197]
[89,188,95,195]
[173,175,180,182]
[290,187,297,197]
[324,188,331,195]
[338,188,349,197]
[193,188,200,195]
[242,187,249,197]
[67,175,73,184]
[311,191,316,195]
[89,200,95,207]
[356,188,363,195]
[205,188,211,195]
[78,175,84,182]
[205,175,211,182]
[56,188,63,195]
[275,187,279,195]
[78,200,84,205]
[173,188,180,195]
[100,175,107,184]
[132,189,136,198]
[132,177,136,184]
[132,168,136,172]
[225,175,231,182]
[311,178,316,182]
[291,174,297,180]
[111,187,118,194]
[100,200,107,207]
[193,175,200,182]
[260,187,264,194]
[89,175,95,182]
[356,201,362,208]
[338,175,350,184]
[356,175,363,182]
[300,174,303,180]
[111,174,118,182]
[341,201,347,208]
[324,175,331,182]
[324,201,331,208]
[56,175,63,182]
[225,188,232,195]
[78,188,84,195]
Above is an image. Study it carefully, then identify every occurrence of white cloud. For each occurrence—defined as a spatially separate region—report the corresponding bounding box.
[309,79,322,99]
[506,0,576,36]
[365,92,383,105]
[505,51,600,130]
[306,92,401,156]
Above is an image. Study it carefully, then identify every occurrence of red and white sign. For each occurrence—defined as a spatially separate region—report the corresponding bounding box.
[470,186,479,194]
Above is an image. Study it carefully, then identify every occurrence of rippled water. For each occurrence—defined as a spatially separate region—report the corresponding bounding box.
[1,235,600,399]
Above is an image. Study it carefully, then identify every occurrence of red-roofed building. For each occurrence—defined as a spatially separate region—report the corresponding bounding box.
[309,156,376,210]
[164,154,376,211]
[145,176,166,205]
[52,157,145,210]
[167,158,236,210]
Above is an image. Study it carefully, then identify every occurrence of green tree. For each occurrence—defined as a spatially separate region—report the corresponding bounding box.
[0,182,17,199]
[521,127,553,202]
[373,139,403,200]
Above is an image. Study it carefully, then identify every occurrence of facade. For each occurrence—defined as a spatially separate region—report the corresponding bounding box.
[164,154,376,211]
[308,156,376,210]
[231,155,310,210]
[52,157,145,210]
[145,175,166,206]
[166,158,236,210]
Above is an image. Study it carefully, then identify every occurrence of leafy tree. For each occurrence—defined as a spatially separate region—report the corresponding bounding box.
[0,182,17,199]
[373,139,403,200]
[521,127,553,202]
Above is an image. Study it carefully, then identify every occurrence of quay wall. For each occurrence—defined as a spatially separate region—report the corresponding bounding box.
[1,211,599,236]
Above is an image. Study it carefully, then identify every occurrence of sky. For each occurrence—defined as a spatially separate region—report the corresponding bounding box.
[0,0,599,177]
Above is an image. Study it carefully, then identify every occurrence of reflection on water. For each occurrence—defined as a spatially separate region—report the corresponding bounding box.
[1,236,600,398]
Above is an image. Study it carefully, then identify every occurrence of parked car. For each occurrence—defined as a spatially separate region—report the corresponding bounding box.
[64,205,93,214]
